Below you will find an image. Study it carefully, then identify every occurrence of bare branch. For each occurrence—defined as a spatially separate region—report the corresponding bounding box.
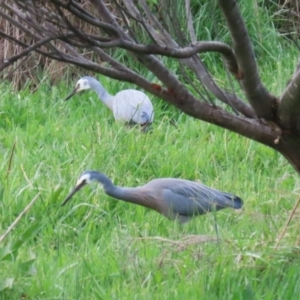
[90,0,127,35]
[0,5,42,41]
[66,2,120,36]
[218,0,276,120]
[185,0,196,43]
[184,56,255,117]
[119,0,253,116]
[278,69,300,130]
[0,32,71,71]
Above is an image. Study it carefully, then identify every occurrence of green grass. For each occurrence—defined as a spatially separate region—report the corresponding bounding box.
[2,2,300,299]
[1,75,300,299]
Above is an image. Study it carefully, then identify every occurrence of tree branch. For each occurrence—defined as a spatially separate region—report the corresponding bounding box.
[185,0,196,43]
[218,0,276,120]
[184,56,255,117]
[278,68,300,130]
[0,32,71,71]
[120,0,254,117]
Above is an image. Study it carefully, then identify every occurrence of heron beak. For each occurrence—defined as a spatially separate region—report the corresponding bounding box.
[61,181,86,206]
[64,87,78,101]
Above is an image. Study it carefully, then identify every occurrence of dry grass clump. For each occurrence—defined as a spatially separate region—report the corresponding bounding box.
[0,0,121,89]
[2,1,298,90]
[267,0,300,38]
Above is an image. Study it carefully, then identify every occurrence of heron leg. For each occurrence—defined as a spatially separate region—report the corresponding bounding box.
[141,122,152,133]
[125,120,137,129]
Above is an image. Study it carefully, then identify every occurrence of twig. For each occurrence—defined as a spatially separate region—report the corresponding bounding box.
[274,195,300,250]
[6,140,16,178]
[20,164,33,188]
[130,235,217,246]
[0,192,40,243]
[169,118,180,131]
[212,207,222,254]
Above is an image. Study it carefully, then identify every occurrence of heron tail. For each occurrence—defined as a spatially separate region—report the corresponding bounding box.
[215,193,243,210]
[232,195,243,209]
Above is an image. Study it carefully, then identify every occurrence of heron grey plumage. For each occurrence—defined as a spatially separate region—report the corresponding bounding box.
[65,76,154,128]
[62,170,243,223]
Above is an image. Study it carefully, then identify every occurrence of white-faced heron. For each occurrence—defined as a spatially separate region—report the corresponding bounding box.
[62,171,243,223]
[65,76,154,129]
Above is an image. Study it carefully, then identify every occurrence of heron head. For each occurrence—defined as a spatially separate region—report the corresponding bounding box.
[64,77,92,101]
[61,172,93,206]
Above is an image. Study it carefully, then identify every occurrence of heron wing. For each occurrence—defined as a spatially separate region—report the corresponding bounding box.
[113,90,154,124]
[162,188,218,217]
[148,179,241,218]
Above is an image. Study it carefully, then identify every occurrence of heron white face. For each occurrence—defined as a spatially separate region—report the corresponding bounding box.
[76,172,93,187]
[64,78,92,101]
[75,78,91,93]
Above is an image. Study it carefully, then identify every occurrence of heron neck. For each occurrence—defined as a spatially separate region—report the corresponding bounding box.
[93,82,113,110]
[105,186,154,210]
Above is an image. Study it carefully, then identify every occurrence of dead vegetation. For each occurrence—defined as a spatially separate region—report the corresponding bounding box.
[267,0,300,38]
[1,1,299,89]
[0,0,120,89]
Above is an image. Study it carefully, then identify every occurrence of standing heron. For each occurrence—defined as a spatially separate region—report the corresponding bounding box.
[65,76,154,129]
[62,171,243,223]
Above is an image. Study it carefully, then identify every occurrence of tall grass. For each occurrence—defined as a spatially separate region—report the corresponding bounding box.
[1,1,300,299]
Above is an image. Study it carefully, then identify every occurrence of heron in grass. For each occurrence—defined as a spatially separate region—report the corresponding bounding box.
[65,76,154,130]
[62,171,243,223]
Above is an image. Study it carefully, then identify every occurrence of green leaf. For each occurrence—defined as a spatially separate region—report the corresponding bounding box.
[0,243,20,261]
[49,186,64,203]
[0,245,13,261]
[0,222,40,262]
[18,258,36,276]
[18,222,41,242]
[0,278,14,292]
